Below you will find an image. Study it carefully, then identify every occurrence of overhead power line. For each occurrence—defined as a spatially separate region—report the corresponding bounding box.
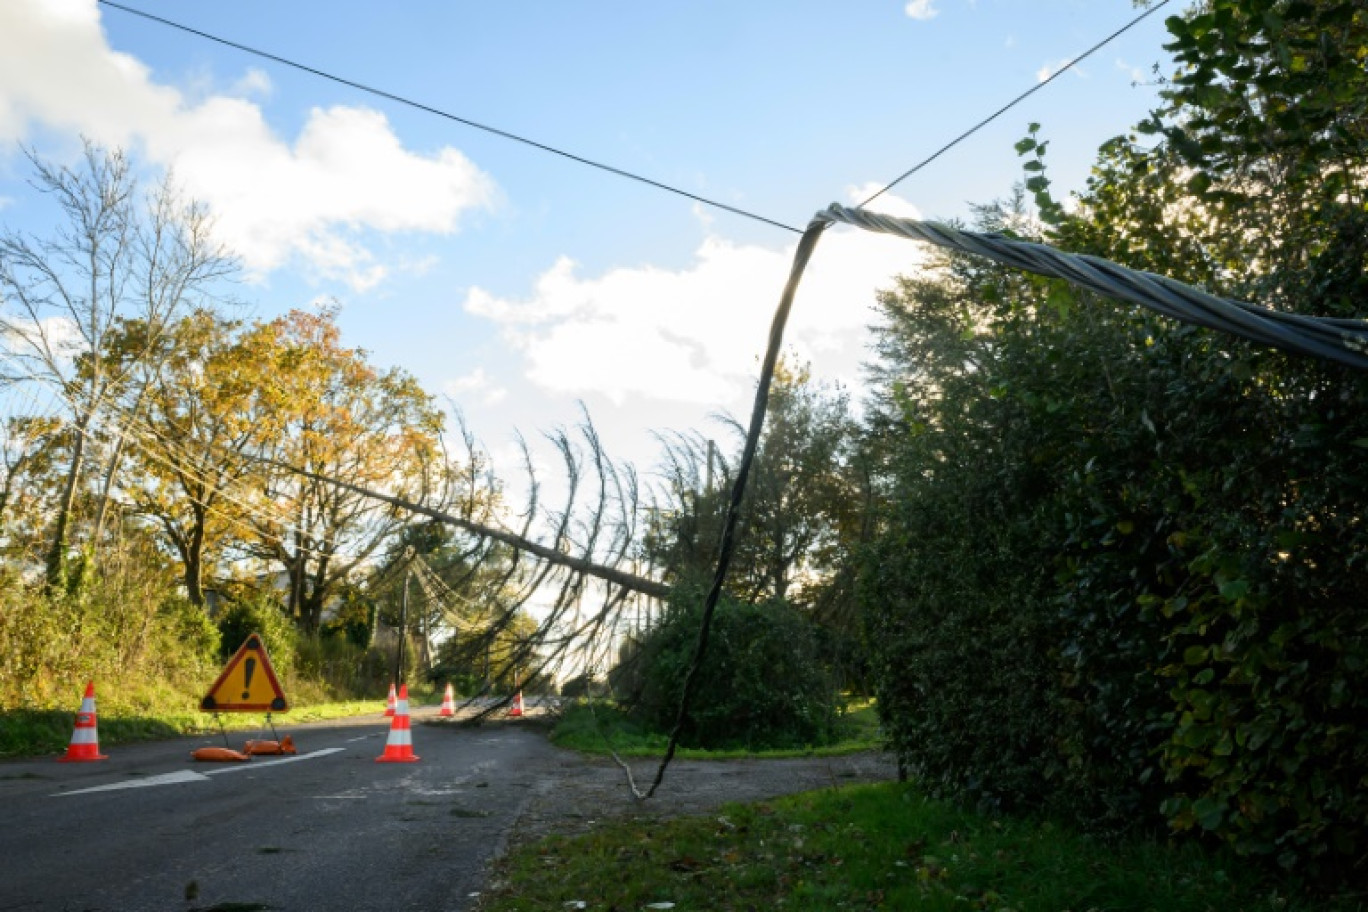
[98,0,1169,234]
[861,0,1174,208]
[95,0,803,235]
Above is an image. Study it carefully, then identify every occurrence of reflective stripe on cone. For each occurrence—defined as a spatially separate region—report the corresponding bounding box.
[376,684,419,763]
[59,681,108,762]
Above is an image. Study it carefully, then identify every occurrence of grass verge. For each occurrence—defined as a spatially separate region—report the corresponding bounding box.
[549,698,883,759]
[478,781,1348,912]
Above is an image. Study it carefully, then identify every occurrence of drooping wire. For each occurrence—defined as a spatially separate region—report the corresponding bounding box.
[638,216,830,800]
[860,0,1173,209]
[94,0,803,235]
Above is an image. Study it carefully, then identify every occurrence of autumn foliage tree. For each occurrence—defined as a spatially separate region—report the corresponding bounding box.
[124,309,280,607]
[242,308,443,633]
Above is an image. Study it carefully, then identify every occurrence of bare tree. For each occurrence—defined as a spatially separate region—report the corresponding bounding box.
[0,140,237,586]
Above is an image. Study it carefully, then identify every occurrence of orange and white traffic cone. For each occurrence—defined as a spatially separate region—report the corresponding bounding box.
[438,683,455,717]
[507,690,524,718]
[383,681,397,717]
[375,684,419,763]
[58,681,108,762]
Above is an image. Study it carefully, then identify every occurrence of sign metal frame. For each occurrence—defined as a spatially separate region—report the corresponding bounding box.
[200,633,289,713]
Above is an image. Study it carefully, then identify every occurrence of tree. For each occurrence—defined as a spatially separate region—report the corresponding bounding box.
[367,520,518,684]
[244,308,444,633]
[0,141,236,586]
[730,360,860,609]
[613,583,837,750]
[645,358,862,610]
[122,310,280,607]
[0,413,63,557]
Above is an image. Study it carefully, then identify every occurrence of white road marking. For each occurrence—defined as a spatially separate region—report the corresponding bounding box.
[52,748,347,795]
[346,735,372,742]
[56,770,209,796]
[203,747,346,775]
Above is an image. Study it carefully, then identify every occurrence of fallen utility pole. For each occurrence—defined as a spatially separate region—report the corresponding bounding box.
[270,462,672,601]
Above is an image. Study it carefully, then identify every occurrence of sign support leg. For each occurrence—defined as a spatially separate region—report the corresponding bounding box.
[214,712,231,748]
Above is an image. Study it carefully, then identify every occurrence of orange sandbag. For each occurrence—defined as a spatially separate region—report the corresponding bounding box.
[243,734,296,756]
[191,746,251,762]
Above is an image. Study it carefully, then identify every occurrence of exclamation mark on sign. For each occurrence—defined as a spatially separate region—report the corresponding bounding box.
[242,657,256,699]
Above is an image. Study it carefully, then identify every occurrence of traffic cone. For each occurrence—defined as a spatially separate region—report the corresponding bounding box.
[58,681,108,762]
[376,684,419,763]
[383,681,397,717]
[438,683,455,717]
[508,690,524,718]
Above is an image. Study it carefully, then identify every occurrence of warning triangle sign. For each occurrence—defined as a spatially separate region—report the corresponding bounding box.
[201,633,289,713]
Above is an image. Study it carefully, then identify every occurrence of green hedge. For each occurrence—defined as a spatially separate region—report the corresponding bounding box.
[617,591,838,750]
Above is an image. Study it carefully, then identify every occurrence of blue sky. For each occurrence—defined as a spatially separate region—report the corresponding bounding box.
[0,0,1179,480]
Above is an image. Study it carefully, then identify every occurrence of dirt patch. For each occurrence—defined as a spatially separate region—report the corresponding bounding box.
[508,747,899,849]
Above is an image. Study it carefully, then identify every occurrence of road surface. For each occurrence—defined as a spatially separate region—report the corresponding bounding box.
[0,708,563,912]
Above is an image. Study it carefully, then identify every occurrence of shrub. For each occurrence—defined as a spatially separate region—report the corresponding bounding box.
[148,594,221,687]
[295,631,379,698]
[215,592,297,681]
[622,590,838,750]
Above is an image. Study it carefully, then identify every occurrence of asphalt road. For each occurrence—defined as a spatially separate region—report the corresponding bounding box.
[0,708,565,912]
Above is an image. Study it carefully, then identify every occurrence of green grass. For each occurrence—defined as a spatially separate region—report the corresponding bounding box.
[479,781,1354,912]
[549,698,884,760]
[0,698,383,759]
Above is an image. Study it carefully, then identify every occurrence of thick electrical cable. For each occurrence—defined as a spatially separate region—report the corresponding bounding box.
[861,0,1172,208]
[819,203,1368,369]
[95,0,802,235]
[638,216,829,799]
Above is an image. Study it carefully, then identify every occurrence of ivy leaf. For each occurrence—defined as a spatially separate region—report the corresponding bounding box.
[1218,579,1250,601]
[1192,796,1226,831]
[1187,172,1213,195]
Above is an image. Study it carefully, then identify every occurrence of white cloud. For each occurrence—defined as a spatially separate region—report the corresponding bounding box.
[904,0,939,20]
[400,254,441,278]
[0,314,82,363]
[231,68,273,99]
[845,182,923,220]
[0,0,496,288]
[1115,57,1148,85]
[443,368,508,407]
[1037,58,1089,83]
[691,201,715,232]
[464,189,930,409]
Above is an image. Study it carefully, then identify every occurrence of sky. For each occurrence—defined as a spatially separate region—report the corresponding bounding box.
[0,0,1182,498]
